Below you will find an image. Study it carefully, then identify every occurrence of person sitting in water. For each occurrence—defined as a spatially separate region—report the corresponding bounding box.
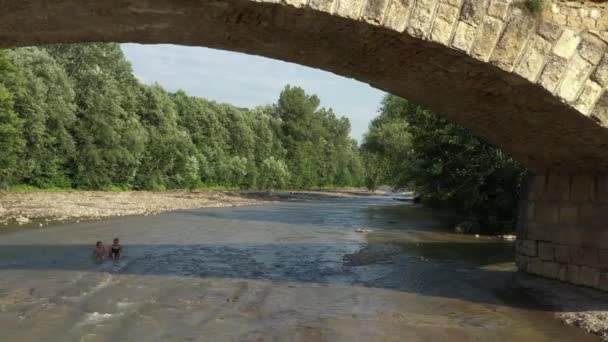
[93,241,106,262]
[108,238,122,260]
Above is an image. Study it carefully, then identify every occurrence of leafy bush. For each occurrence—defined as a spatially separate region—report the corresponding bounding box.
[363,95,527,234]
[525,0,544,14]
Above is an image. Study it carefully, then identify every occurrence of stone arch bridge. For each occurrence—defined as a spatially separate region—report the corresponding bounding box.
[1,0,608,290]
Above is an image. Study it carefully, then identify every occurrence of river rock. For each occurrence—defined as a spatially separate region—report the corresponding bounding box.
[15,216,30,225]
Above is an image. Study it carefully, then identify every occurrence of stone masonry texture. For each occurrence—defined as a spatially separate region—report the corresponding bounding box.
[517,173,608,291]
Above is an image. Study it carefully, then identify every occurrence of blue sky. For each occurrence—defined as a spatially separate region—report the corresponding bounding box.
[121,44,385,142]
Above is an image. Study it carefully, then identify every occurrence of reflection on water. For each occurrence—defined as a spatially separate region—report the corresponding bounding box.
[0,194,599,341]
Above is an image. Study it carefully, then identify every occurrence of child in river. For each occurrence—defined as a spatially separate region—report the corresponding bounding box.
[108,238,122,261]
[93,241,106,262]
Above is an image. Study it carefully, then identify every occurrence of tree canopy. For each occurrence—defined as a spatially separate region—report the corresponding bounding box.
[0,43,364,191]
[362,95,526,233]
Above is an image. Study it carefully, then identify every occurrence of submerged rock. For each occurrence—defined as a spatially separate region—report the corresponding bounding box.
[15,216,29,225]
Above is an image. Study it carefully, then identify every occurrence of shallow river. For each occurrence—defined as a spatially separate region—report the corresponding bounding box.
[0,194,598,341]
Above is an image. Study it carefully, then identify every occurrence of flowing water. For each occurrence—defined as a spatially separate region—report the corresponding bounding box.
[0,194,598,341]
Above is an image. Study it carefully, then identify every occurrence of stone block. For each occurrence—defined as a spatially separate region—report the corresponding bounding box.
[557,54,594,103]
[487,0,510,20]
[580,202,600,225]
[570,174,595,201]
[557,264,568,282]
[537,21,562,42]
[525,222,556,242]
[553,29,582,60]
[571,246,599,268]
[490,15,534,71]
[525,201,535,222]
[553,13,567,26]
[592,54,608,87]
[538,242,555,261]
[514,35,551,82]
[599,272,608,291]
[517,239,538,257]
[335,0,365,19]
[528,257,543,275]
[555,244,571,263]
[592,208,608,229]
[599,248,608,266]
[383,0,414,32]
[430,2,460,44]
[567,264,580,284]
[580,266,600,287]
[535,202,559,224]
[554,226,584,246]
[574,80,603,115]
[284,0,307,6]
[488,0,511,20]
[591,91,608,126]
[538,55,569,93]
[583,18,598,30]
[567,15,583,29]
[451,21,476,52]
[361,0,390,24]
[559,203,579,225]
[308,0,334,12]
[527,174,546,200]
[598,174,608,202]
[515,253,529,270]
[546,173,571,201]
[470,15,503,61]
[542,261,560,278]
[459,0,488,26]
[407,0,439,38]
[578,35,606,64]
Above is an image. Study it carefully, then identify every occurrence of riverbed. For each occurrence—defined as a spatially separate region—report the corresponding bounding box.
[0,194,599,341]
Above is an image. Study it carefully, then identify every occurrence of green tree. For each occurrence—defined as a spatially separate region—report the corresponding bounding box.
[46,43,147,189]
[0,50,24,188]
[363,95,525,233]
[9,47,77,188]
[135,84,199,189]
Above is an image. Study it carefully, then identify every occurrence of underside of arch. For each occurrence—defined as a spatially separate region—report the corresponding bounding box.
[0,0,608,172]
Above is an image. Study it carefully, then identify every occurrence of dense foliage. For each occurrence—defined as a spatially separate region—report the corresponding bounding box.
[0,43,363,190]
[362,95,526,233]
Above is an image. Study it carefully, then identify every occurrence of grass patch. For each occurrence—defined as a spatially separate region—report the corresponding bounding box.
[102,184,131,192]
[190,184,241,191]
[525,0,544,15]
[6,184,73,192]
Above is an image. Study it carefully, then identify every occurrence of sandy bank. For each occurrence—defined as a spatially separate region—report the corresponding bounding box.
[514,273,608,341]
[0,190,270,226]
[0,189,387,227]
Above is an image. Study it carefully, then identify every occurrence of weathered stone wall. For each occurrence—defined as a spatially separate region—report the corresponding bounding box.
[546,0,608,32]
[516,173,608,290]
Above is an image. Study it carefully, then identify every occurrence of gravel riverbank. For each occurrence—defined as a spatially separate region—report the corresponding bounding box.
[0,190,269,226]
[0,189,381,227]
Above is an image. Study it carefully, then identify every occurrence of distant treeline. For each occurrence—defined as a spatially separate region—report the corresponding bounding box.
[0,43,364,190]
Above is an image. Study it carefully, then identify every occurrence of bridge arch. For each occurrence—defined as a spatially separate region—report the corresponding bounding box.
[2,0,608,290]
[1,0,608,172]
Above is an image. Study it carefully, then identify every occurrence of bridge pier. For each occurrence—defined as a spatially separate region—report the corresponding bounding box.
[516,173,608,290]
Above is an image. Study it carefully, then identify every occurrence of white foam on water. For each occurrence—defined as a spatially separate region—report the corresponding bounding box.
[116,300,135,308]
[78,312,123,326]
[60,274,114,302]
